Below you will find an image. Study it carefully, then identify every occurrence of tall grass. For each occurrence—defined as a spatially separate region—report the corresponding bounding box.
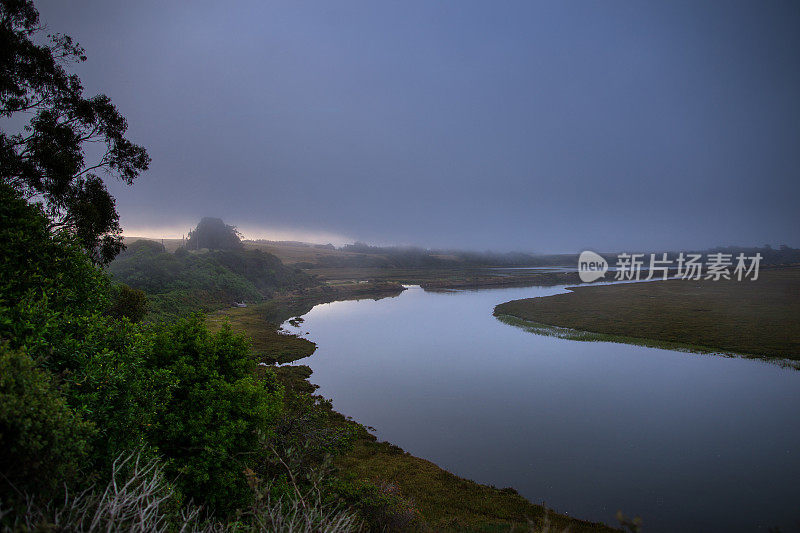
[2,451,362,533]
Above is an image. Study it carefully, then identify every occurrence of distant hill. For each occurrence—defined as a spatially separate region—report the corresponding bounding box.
[109,239,319,319]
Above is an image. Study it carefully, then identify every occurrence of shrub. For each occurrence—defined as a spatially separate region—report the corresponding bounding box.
[107,284,149,323]
[0,345,95,499]
[142,316,284,514]
[0,183,167,480]
[332,477,422,532]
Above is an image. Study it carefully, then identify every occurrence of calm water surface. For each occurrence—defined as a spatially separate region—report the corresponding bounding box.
[287,285,800,532]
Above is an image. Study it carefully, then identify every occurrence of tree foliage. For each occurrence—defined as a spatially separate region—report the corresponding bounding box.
[108,238,318,319]
[0,182,284,514]
[186,217,244,251]
[0,344,95,498]
[0,0,150,264]
[107,284,148,323]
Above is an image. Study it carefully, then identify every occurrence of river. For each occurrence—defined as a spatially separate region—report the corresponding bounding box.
[287,284,800,532]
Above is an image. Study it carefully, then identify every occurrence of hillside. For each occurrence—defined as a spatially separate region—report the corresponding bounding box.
[109,238,319,319]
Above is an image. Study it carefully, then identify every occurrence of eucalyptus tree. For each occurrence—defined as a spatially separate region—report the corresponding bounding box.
[0,0,149,263]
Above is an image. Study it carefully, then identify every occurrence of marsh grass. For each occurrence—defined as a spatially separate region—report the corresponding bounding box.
[494,268,800,361]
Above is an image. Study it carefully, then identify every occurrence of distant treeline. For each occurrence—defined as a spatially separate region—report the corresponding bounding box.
[292,241,800,270]
[292,242,574,269]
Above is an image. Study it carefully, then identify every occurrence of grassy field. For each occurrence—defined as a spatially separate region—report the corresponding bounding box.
[305,265,584,291]
[244,240,370,265]
[495,267,800,360]
[209,293,618,531]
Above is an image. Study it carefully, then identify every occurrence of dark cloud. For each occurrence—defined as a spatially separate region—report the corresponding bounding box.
[35,0,800,252]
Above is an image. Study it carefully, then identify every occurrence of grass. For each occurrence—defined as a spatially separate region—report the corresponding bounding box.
[494,267,800,360]
[337,438,616,532]
[305,266,583,290]
[207,306,317,364]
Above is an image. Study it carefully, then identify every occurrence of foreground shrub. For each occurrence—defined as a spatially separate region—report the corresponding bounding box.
[107,284,149,323]
[4,451,362,533]
[142,316,284,515]
[332,478,422,532]
[0,184,283,515]
[0,345,95,499]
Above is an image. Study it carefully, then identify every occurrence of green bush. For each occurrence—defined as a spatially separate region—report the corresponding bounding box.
[0,185,172,474]
[0,184,111,334]
[107,284,149,322]
[0,183,361,525]
[332,477,422,531]
[141,315,283,514]
[0,345,95,498]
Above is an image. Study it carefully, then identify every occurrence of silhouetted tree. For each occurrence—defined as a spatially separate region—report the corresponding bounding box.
[0,0,150,263]
[185,217,243,251]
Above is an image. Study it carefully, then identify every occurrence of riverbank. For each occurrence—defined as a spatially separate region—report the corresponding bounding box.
[209,285,619,532]
[494,267,800,360]
[208,281,405,364]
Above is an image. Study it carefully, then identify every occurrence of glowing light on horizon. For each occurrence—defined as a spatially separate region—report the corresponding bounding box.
[122,223,353,247]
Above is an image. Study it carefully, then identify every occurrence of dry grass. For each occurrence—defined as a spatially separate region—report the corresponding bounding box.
[243,241,370,266]
[11,452,205,532]
[7,451,364,533]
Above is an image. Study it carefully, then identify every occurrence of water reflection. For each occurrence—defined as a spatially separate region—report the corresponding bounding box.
[288,285,800,532]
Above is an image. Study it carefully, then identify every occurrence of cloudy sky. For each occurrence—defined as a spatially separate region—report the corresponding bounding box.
[36,0,800,252]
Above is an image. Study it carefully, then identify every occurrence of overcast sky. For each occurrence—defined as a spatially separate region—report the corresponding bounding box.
[36,0,800,252]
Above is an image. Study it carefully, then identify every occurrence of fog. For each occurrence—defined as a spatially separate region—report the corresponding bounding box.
[36,0,800,252]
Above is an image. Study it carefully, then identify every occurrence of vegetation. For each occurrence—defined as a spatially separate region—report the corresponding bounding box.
[210,306,617,532]
[248,239,800,272]
[11,450,365,532]
[249,240,575,270]
[495,269,800,360]
[106,283,149,322]
[244,241,800,291]
[0,96,610,533]
[0,0,149,263]
[0,2,618,530]
[0,344,94,496]
[187,217,245,251]
[0,182,290,514]
[0,179,401,530]
[108,236,318,319]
